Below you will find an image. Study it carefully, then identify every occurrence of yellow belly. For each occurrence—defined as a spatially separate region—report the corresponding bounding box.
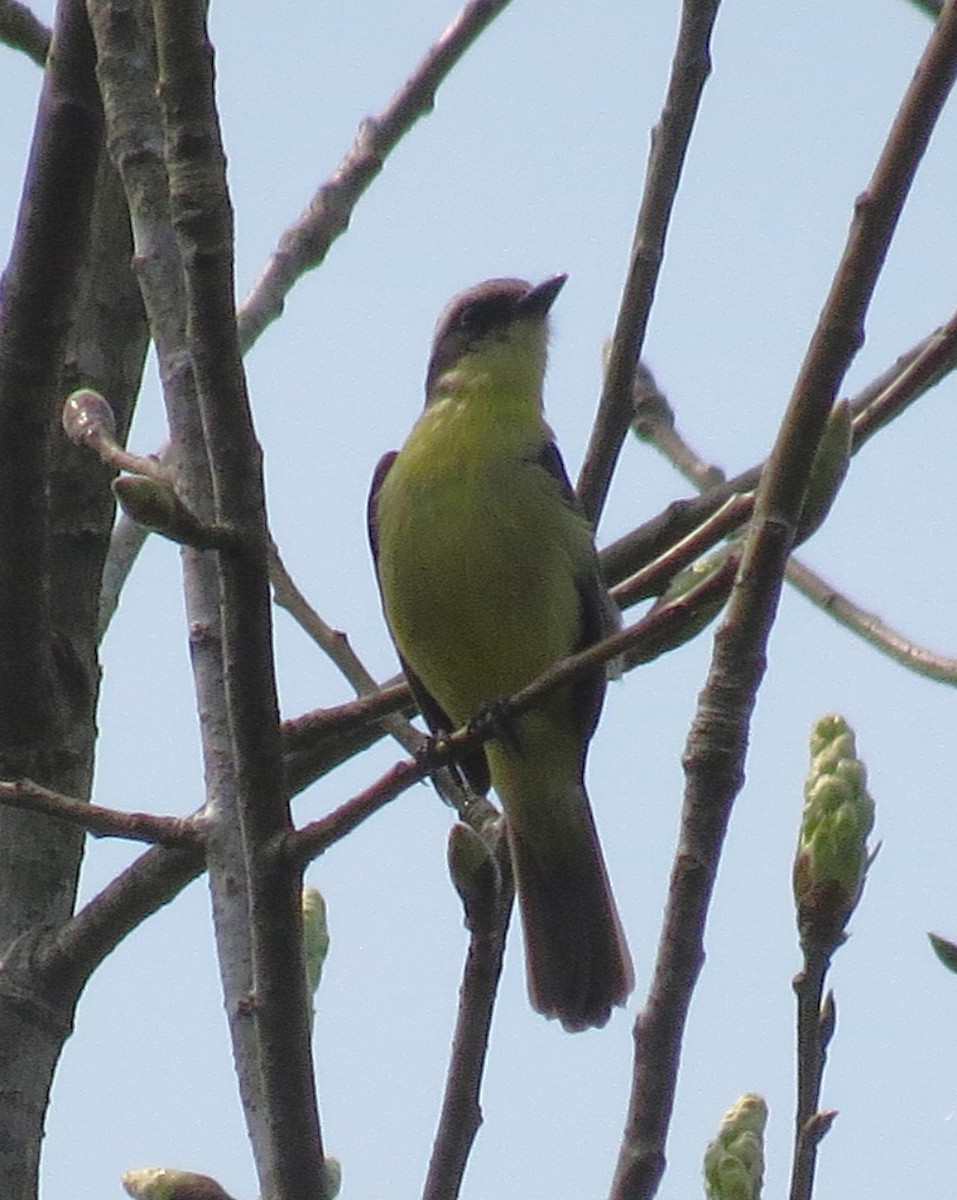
[375,400,590,725]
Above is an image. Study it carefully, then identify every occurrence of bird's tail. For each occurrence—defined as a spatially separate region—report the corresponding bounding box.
[496,757,634,1032]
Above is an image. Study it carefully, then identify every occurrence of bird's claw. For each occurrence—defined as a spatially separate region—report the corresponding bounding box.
[468,698,522,755]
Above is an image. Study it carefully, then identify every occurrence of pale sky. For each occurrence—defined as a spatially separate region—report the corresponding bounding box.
[3,2,956,1198]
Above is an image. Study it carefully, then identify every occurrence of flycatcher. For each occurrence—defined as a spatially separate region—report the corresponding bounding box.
[368,275,633,1031]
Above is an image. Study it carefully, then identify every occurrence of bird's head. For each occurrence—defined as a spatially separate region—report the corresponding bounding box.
[425,274,567,408]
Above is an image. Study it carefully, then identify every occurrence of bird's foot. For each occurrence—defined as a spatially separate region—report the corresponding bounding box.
[468,698,522,755]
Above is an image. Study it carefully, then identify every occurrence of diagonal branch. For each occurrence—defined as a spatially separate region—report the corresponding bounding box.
[0,779,202,846]
[603,298,957,596]
[577,0,721,525]
[785,558,957,684]
[96,0,515,642]
[636,380,957,685]
[236,0,514,352]
[610,6,957,1198]
[35,841,205,1011]
[851,303,957,447]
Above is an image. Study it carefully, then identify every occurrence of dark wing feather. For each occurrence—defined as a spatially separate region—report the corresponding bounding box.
[367,450,491,797]
[534,441,621,744]
[366,450,398,565]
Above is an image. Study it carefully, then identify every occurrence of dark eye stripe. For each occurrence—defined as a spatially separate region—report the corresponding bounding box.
[456,293,519,336]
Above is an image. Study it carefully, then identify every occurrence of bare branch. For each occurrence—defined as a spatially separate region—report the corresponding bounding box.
[786,558,957,684]
[153,4,326,1200]
[789,951,838,1200]
[605,296,957,596]
[236,0,515,352]
[851,303,957,447]
[0,0,100,761]
[423,831,513,1200]
[577,0,721,524]
[610,493,752,610]
[610,7,957,1196]
[37,842,205,1007]
[637,396,957,685]
[0,780,201,846]
[0,0,49,64]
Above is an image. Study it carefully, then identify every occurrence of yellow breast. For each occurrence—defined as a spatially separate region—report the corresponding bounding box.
[374,396,590,725]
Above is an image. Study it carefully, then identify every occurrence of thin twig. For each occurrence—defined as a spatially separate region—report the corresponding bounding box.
[236,0,514,352]
[639,408,957,685]
[789,950,837,1200]
[423,836,513,1200]
[577,0,722,525]
[610,493,751,609]
[604,298,957,595]
[851,303,957,448]
[0,779,201,846]
[786,558,957,683]
[270,541,421,743]
[634,326,957,685]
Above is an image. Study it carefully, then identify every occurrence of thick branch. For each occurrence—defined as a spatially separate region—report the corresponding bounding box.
[0,0,99,755]
[154,5,325,1199]
[0,6,104,1196]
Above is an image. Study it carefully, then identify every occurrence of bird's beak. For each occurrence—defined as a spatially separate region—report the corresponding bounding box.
[518,274,568,318]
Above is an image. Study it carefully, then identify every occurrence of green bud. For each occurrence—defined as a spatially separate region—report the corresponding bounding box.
[447,822,500,932]
[302,887,330,1001]
[113,475,183,535]
[928,932,957,975]
[112,475,225,550]
[793,715,876,945]
[798,400,852,541]
[628,361,675,441]
[121,1167,233,1200]
[62,388,117,448]
[661,543,732,604]
[703,1093,767,1200]
[633,544,736,665]
[323,1156,342,1199]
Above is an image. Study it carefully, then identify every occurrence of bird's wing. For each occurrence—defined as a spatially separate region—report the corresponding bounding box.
[533,440,620,744]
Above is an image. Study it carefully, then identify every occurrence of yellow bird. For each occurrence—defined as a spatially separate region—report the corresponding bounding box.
[368,275,633,1031]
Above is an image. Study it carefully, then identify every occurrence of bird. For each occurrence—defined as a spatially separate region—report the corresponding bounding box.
[367,274,633,1031]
